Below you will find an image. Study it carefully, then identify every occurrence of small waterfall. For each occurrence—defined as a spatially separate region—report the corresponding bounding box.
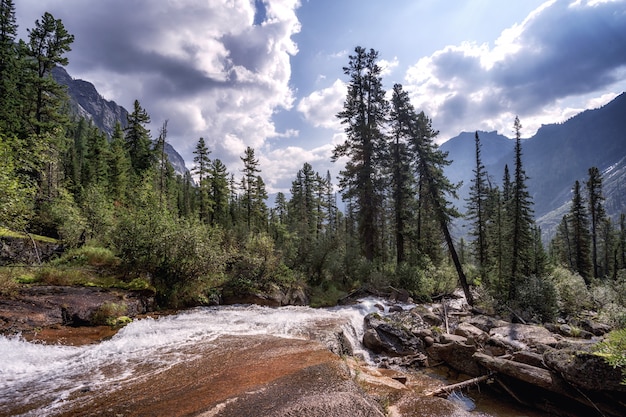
[0,300,394,417]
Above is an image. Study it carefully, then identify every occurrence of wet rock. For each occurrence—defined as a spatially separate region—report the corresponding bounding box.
[362,311,427,357]
[0,286,155,334]
[221,284,308,307]
[427,341,482,376]
[543,347,626,393]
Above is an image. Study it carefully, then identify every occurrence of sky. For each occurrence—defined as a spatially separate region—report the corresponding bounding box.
[15,0,626,194]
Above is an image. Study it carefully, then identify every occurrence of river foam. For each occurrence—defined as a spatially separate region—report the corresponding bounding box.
[0,300,391,416]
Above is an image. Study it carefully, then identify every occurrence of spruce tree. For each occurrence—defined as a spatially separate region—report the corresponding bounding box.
[388,84,417,264]
[408,110,472,304]
[108,122,130,203]
[569,180,592,284]
[586,166,606,278]
[508,117,534,300]
[192,137,212,222]
[332,46,388,261]
[240,146,261,230]
[209,158,229,226]
[0,0,20,133]
[466,131,489,270]
[125,99,153,176]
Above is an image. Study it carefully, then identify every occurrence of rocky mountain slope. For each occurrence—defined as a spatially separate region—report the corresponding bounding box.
[441,93,626,238]
[52,67,188,177]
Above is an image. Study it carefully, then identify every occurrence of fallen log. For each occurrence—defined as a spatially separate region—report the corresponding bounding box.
[473,352,623,417]
[472,352,556,391]
[426,374,492,397]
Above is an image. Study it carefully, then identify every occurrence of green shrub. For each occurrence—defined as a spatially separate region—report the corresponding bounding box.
[514,274,558,322]
[0,267,20,296]
[593,329,626,385]
[50,246,120,268]
[91,302,128,326]
[549,266,592,315]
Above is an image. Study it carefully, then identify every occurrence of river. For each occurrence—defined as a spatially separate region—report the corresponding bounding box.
[0,299,552,417]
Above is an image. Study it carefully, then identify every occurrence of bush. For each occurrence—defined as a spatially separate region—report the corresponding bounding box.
[0,267,20,296]
[50,246,120,268]
[549,266,592,316]
[514,275,558,322]
[593,329,626,385]
[91,302,128,326]
[37,189,87,247]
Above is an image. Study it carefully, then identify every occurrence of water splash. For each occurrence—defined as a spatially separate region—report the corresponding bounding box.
[0,302,382,416]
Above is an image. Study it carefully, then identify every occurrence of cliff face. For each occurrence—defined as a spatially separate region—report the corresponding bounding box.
[52,67,188,177]
[52,67,128,138]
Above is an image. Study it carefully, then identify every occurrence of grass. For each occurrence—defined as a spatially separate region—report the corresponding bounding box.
[0,245,154,293]
[0,227,58,243]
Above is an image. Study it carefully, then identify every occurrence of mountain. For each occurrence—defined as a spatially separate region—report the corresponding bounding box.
[52,67,188,177]
[441,93,626,239]
[440,130,515,197]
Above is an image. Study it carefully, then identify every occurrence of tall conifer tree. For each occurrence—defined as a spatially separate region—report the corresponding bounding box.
[586,166,606,278]
[332,46,388,261]
[508,117,534,299]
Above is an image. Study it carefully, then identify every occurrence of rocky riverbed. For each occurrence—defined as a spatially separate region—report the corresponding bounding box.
[1,286,624,416]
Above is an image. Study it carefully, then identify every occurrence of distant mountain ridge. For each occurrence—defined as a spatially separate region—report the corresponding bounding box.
[441,93,626,239]
[52,67,188,177]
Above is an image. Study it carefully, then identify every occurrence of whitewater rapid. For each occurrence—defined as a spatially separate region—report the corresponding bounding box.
[0,298,392,416]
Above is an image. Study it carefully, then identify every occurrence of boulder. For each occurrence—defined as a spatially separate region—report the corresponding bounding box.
[454,322,488,343]
[362,311,426,357]
[0,236,65,265]
[489,323,559,351]
[427,341,482,376]
[543,347,626,393]
[579,319,612,336]
[221,284,308,307]
[466,315,509,332]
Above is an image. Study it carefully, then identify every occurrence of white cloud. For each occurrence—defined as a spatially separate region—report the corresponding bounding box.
[17,0,302,174]
[403,0,626,141]
[379,56,400,76]
[296,79,346,129]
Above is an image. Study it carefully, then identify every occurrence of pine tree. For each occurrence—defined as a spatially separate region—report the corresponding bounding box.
[0,0,20,133]
[209,158,229,226]
[24,12,74,135]
[125,99,153,176]
[332,46,388,261]
[192,137,212,222]
[108,122,130,203]
[240,146,261,230]
[569,180,592,284]
[586,166,606,278]
[388,84,417,264]
[466,131,489,270]
[508,116,534,299]
[20,12,73,200]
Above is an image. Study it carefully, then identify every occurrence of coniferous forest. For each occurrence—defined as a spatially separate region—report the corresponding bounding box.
[1,1,626,358]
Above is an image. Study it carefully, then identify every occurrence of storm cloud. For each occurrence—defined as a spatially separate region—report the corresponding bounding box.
[16,0,301,179]
[405,0,626,138]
